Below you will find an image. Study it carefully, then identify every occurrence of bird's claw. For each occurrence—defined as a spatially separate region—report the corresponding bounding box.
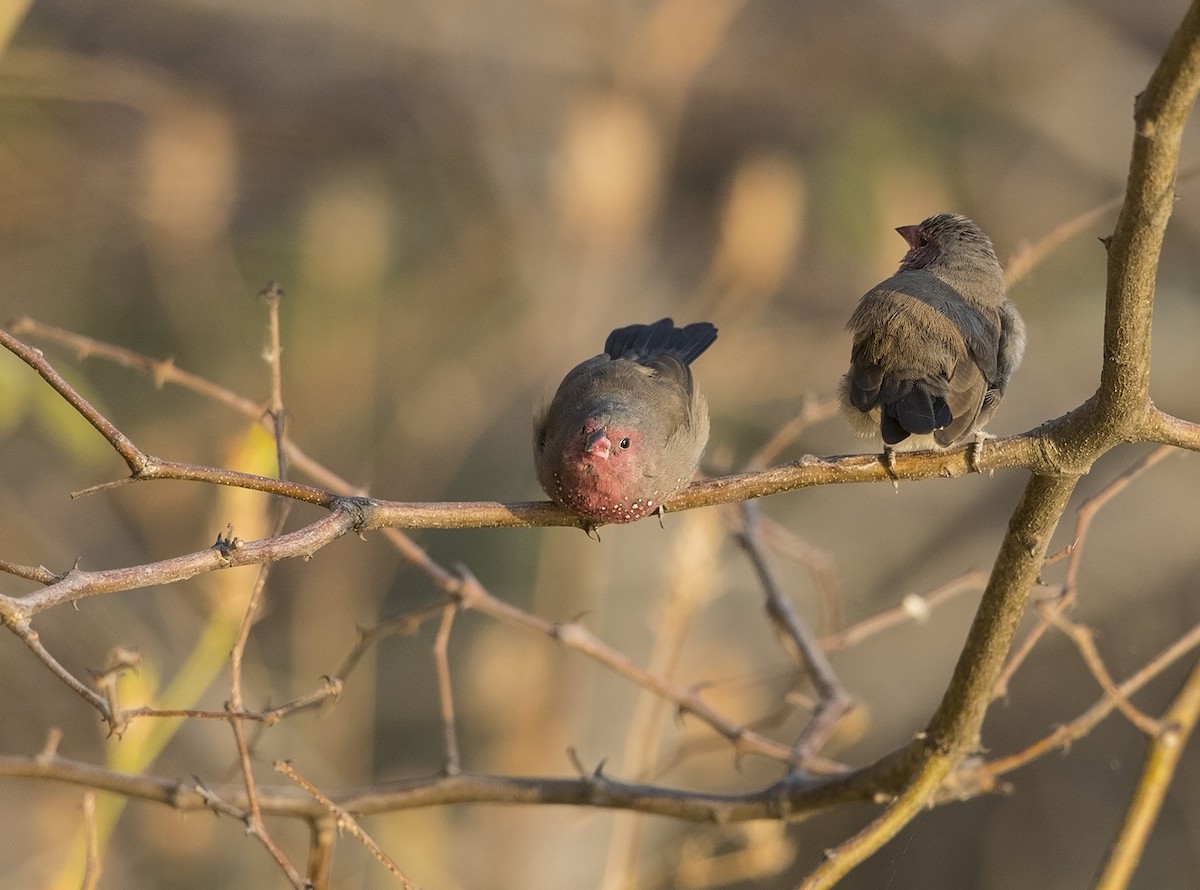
[882,447,899,492]
[968,431,994,475]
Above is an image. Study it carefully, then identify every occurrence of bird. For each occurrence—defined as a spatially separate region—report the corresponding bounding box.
[535,318,718,526]
[839,212,1026,472]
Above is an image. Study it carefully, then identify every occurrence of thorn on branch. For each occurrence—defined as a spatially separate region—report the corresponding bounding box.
[190,777,245,819]
[213,527,244,559]
[566,747,587,778]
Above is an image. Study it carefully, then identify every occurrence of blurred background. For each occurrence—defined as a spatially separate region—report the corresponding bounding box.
[2,0,1200,887]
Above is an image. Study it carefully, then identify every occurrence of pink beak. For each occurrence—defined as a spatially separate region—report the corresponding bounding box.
[584,428,611,459]
[895,224,919,247]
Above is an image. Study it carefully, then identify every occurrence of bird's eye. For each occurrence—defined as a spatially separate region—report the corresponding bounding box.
[618,437,631,449]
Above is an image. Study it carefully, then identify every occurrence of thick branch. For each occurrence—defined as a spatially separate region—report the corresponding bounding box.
[1098,0,1200,424]
[927,474,1078,749]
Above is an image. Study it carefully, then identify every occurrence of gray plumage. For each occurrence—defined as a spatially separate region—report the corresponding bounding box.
[840,213,1026,452]
[535,318,717,524]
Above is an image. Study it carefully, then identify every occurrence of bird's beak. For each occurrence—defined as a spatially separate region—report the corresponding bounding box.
[584,428,611,459]
[895,224,919,247]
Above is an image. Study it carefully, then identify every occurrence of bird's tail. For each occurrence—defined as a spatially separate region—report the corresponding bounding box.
[604,318,718,365]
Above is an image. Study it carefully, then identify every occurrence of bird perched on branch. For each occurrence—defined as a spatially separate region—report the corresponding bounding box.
[839,212,1026,471]
[535,318,718,526]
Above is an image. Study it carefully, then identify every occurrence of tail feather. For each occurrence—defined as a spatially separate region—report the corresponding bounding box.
[882,386,952,445]
[604,318,718,365]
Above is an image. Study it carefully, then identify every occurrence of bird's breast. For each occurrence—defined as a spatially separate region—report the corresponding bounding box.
[547,457,667,524]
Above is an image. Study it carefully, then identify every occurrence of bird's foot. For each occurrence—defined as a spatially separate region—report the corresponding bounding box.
[882,447,899,492]
[968,431,995,475]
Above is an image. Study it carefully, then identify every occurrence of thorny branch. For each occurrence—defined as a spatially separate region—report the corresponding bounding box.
[736,501,853,763]
[0,604,1196,826]
[220,287,306,887]
[277,760,423,890]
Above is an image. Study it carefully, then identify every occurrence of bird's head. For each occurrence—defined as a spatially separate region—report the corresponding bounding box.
[896,221,939,271]
[542,418,661,523]
[578,421,641,470]
[897,213,998,274]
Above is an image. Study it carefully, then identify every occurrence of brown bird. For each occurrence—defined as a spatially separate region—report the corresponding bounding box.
[535,318,717,525]
[839,213,1026,470]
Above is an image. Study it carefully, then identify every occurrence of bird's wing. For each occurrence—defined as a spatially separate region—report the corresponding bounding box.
[934,292,1001,386]
[644,353,694,401]
[994,300,1027,396]
[933,356,987,446]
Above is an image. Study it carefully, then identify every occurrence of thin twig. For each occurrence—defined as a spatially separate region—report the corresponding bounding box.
[8,317,264,416]
[121,706,270,723]
[226,572,280,852]
[336,603,448,679]
[757,516,844,636]
[307,816,337,890]
[228,715,306,888]
[452,564,844,771]
[987,620,1200,778]
[2,619,114,726]
[1,508,357,618]
[1094,655,1200,889]
[221,288,304,889]
[0,327,145,470]
[432,604,462,775]
[736,502,853,763]
[820,570,989,652]
[746,396,841,469]
[260,282,289,479]
[1045,611,1162,735]
[0,559,60,583]
[80,791,101,890]
[277,760,423,889]
[8,316,361,494]
[1003,162,1200,288]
